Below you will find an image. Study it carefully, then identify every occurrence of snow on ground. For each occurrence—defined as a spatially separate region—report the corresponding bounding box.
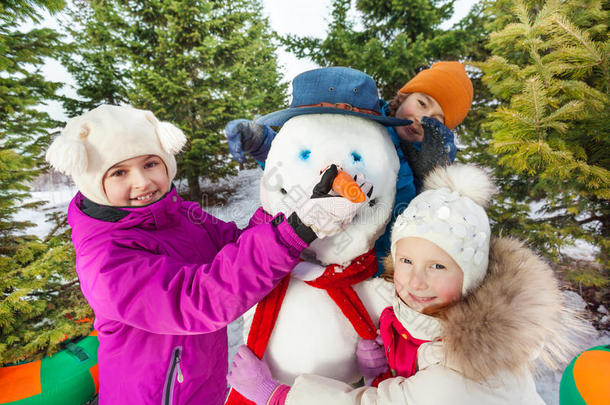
[537,329,610,404]
[559,239,600,261]
[13,184,77,238]
[192,169,262,228]
[528,201,600,261]
[535,291,610,404]
[20,168,609,404]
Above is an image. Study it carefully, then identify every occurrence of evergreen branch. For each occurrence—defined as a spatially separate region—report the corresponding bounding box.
[479,0,609,268]
[541,100,583,125]
[561,80,607,110]
[26,280,79,297]
[488,106,539,132]
[493,138,610,196]
[550,16,601,63]
[534,0,561,30]
[526,77,544,147]
[512,0,531,29]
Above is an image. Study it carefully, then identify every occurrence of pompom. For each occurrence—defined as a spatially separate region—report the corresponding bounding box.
[45,134,88,175]
[156,121,186,154]
[77,123,90,139]
[423,164,496,207]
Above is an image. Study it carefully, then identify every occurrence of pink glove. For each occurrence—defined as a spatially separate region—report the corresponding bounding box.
[228,345,280,405]
[357,335,388,385]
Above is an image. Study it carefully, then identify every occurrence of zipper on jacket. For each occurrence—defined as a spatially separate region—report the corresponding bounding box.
[163,346,183,405]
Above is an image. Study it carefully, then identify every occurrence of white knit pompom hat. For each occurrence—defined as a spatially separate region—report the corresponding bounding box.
[46,104,186,206]
[390,164,496,295]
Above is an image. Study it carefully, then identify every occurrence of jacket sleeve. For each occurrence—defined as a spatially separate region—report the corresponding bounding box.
[77,220,305,334]
[200,206,275,248]
[201,208,244,248]
[286,366,483,405]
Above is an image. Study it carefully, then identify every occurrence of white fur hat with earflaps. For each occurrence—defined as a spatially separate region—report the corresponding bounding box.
[390,164,497,295]
[46,104,186,206]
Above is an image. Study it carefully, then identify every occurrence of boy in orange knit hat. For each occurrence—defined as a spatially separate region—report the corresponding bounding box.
[373,61,473,265]
[225,62,474,269]
[388,61,473,134]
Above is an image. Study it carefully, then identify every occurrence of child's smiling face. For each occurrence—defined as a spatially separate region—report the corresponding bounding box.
[102,154,170,207]
[394,92,445,143]
[394,237,463,314]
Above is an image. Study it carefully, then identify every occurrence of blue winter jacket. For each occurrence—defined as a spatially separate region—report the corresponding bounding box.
[373,124,417,271]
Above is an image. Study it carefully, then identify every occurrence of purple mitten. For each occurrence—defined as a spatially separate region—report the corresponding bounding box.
[228,345,280,405]
[357,335,388,385]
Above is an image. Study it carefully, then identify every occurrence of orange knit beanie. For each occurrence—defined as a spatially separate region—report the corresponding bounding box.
[399,62,473,129]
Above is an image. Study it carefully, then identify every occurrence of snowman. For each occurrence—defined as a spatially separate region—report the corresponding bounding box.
[229,68,411,402]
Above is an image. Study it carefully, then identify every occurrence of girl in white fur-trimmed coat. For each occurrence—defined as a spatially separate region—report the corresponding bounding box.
[228,164,585,405]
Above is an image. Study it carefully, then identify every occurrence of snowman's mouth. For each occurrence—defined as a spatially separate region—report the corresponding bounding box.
[281,183,376,206]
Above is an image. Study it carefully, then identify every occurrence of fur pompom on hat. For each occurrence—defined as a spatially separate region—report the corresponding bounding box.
[46,104,186,206]
[390,164,496,295]
[399,62,473,130]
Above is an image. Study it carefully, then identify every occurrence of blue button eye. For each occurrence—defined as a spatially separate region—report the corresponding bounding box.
[351,152,362,163]
[300,149,311,161]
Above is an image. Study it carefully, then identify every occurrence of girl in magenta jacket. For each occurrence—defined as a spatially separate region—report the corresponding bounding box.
[45,104,364,405]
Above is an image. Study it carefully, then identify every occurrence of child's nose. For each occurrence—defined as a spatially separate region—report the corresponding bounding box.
[132,170,151,188]
[409,267,428,290]
[414,110,428,125]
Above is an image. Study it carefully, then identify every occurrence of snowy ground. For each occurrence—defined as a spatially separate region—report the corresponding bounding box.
[19,168,610,404]
[14,184,77,238]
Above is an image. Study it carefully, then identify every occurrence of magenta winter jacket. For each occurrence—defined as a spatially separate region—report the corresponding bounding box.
[67,187,307,405]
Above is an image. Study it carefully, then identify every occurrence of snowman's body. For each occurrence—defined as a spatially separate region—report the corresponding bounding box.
[244,114,399,385]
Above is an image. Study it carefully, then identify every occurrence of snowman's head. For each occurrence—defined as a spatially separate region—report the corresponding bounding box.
[260,114,399,265]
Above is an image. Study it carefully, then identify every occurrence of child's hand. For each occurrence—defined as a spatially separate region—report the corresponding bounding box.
[225,119,275,163]
[422,116,457,162]
[357,335,388,385]
[228,345,279,405]
[294,165,371,239]
[400,117,456,181]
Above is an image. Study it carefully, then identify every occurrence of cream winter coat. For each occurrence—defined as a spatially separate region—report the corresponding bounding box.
[285,237,583,405]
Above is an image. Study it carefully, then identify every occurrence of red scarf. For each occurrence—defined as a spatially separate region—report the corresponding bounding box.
[226,249,378,405]
[372,307,431,386]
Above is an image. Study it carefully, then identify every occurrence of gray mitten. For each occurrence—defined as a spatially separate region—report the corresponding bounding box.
[400,117,452,181]
[225,119,270,163]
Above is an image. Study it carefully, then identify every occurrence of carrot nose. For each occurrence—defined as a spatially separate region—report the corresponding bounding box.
[332,169,366,203]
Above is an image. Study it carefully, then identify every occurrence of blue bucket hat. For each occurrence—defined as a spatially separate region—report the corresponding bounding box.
[256,67,412,127]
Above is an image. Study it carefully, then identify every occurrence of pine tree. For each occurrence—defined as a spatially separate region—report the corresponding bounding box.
[60,0,129,116]
[0,223,94,365]
[1,0,62,250]
[281,0,495,180]
[62,0,287,200]
[475,0,609,284]
[282,0,487,99]
[1,0,94,365]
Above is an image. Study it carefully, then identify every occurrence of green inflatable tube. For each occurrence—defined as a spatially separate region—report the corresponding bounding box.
[0,334,99,405]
